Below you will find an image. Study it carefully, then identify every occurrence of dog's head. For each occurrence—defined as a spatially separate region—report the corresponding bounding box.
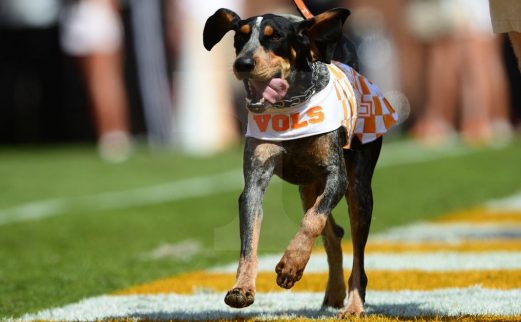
[203,8,350,112]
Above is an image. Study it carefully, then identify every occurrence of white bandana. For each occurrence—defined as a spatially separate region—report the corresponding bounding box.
[245,61,398,148]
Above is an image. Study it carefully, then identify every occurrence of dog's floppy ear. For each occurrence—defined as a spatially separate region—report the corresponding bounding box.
[203,8,240,51]
[296,8,350,63]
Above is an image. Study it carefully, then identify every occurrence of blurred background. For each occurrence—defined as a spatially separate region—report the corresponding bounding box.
[1,0,521,318]
[1,0,520,159]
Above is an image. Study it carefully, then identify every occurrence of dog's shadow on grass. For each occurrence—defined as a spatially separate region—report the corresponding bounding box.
[107,302,440,321]
[108,308,335,321]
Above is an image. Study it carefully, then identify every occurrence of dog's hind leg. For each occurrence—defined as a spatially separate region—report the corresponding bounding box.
[298,184,346,308]
[224,139,280,309]
[338,137,382,318]
[321,215,346,308]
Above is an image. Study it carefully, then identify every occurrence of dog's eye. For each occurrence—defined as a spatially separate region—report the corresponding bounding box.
[270,33,282,41]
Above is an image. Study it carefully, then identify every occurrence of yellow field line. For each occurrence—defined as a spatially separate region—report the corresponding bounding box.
[100,316,521,322]
[116,269,521,295]
[312,208,521,254]
[33,317,521,322]
[267,317,521,322]
[434,208,521,224]
[107,317,521,322]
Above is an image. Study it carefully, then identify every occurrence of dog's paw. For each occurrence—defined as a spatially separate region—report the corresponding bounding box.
[337,291,365,318]
[337,308,365,319]
[275,254,307,289]
[224,288,255,308]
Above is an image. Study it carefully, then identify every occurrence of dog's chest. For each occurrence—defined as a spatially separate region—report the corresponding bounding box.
[269,131,345,185]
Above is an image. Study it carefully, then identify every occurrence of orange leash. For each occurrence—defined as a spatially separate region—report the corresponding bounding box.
[293,0,314,19]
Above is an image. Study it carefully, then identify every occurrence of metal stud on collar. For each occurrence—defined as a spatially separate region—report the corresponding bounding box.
[270,62,323,109]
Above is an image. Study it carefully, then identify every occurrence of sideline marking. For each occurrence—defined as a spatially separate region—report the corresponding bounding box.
[141,239,202,262]
[487,191,521,211]
[0,141,476,226]
[19,287,521,321]
[333,239,521,253]
[0,170,242,226]
[211,251,521,273]
[15,192,521,321]
[373,222,521,242]
[117,270,521,295]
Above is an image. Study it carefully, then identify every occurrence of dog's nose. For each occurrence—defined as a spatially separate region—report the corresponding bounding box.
[234,57,255,73]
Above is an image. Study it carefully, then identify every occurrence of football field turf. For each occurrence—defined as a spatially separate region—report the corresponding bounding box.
[1,139,521,320]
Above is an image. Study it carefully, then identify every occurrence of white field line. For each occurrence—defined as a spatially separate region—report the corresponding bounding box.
[141,239,203,262]
[18,287,521,321]
[211,251,521,273]
[372,222,521,242]
[12,141,521,322]
[487,191,521,211]
[0,141,482,226]
[0,170,242,226]
[376,140,473,167]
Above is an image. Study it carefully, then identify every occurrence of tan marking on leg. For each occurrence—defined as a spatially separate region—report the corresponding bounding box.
[340,254,366,316]
[276,191,328,289]
[342,219,367,316]
[234,257,257,291]
[235,212,261,288]
[300,184,345,307]
[338,288,365,318]
[225,209,262,308]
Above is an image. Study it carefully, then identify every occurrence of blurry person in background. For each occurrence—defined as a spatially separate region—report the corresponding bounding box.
[127,0,174,148]
[408,0,512,147]
[61,0,131,162]
[490,0,521,71]
[0,0,65,143]
[489,0,521,129]
[172,0,242,155]
[342,1,407,125]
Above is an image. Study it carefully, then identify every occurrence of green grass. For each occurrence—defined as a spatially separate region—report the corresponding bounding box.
[1,139,521,318]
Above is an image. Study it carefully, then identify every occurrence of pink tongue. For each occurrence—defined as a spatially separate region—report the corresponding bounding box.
[251,78,289,104]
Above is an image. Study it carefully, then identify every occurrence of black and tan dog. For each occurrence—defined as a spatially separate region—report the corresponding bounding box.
[204,7,385,318]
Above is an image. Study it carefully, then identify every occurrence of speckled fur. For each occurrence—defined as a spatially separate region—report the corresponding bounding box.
[204,8,381,318]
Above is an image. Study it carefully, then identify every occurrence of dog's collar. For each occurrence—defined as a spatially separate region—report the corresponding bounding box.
[270,62,328,109]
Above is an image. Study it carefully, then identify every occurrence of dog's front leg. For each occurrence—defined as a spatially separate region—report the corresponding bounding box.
[276,164,347,289]
[224,139,279,308]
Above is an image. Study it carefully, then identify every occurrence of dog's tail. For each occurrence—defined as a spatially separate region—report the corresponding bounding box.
[292,0,359,71]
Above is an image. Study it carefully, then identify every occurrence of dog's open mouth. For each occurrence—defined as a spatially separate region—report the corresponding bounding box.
[244,75,289,113]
